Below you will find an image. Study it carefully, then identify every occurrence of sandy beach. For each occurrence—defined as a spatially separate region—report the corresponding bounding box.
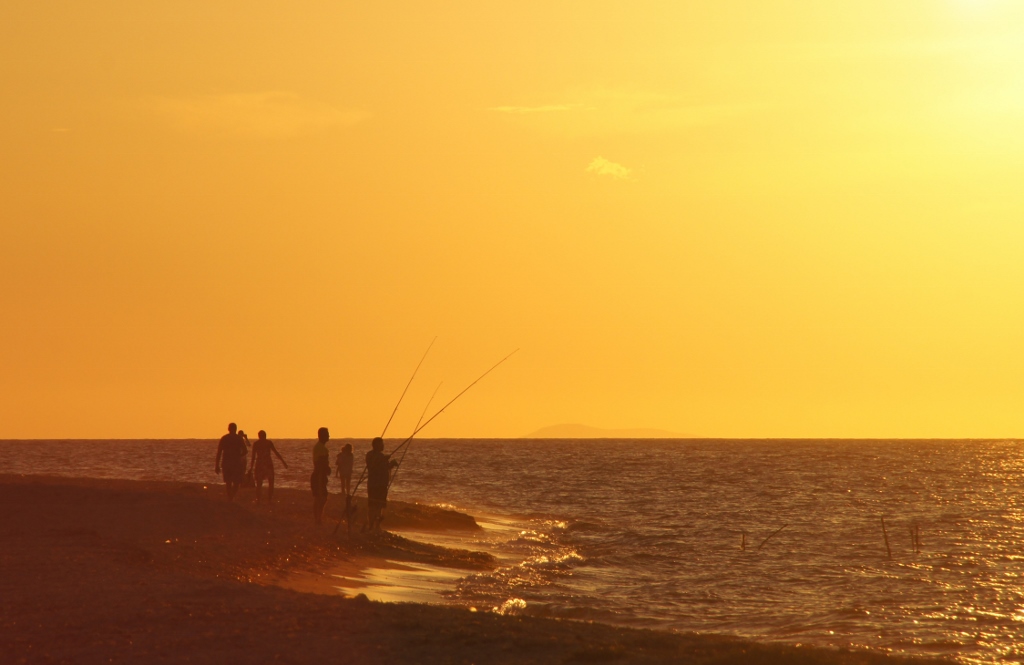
[0,474,946,664]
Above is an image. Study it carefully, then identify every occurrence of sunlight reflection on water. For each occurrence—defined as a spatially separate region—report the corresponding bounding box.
[3,438,1024,663]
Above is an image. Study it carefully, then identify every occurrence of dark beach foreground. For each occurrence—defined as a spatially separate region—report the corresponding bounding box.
[0,475,947,664]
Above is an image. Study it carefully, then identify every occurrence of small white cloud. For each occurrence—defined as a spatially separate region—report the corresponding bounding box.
[149,92,364,138]
[489,104,575,114]
[586,156,632,180]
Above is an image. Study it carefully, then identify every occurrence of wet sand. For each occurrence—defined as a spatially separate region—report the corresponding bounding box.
[0,475,946,664]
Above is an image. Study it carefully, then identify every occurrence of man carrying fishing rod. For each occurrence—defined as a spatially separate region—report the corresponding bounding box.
[365,437,398,532]
[334,341,518,537]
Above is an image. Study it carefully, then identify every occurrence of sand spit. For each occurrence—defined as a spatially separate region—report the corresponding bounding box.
[0,475,946,664]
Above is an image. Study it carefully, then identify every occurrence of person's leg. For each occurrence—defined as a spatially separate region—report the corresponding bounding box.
[315,495,327,524]
[267,474,275,502]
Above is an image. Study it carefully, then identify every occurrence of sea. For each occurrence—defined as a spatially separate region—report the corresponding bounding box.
[3,438,1023,664]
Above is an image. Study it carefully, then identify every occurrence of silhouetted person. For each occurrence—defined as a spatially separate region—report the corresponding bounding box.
[335,443,354,497]
[215,423,246,500]
[365,437,398,532]
[311,427,331,524]
[238,430,251,486]
[250,430,288,504]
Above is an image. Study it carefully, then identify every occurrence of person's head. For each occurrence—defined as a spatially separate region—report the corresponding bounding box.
[257,430,267,440]
[239,430,247,439]
[371,437,384,452]
[228,423,237,434]
[343,443,352,453]
[318,427,330,443]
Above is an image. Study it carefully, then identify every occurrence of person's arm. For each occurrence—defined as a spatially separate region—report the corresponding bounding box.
[272,443,287,469]
[215,441,223,473]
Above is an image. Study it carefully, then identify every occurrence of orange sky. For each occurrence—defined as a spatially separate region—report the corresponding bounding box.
[3,1,1024,438]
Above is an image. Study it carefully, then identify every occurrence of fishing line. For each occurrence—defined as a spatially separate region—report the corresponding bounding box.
[334,337,436,535]
[384,348,518,492]
[381,336,436,438]
[350,348,518,498]
[336,348,518,535]
[388,380,443,492]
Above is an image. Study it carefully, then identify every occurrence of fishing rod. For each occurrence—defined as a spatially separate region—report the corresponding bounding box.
[335,348,518,536]
[388,381,443,492]
[416,381,443,432]
[334,338,436,535]
[350,336,435,491]
[380,336,436,438]
[383,348,519,490]
[351,348,519,498]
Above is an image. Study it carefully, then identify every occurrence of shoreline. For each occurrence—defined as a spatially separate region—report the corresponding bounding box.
[0,474,946,664]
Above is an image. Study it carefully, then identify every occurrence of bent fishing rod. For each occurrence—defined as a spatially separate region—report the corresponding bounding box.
[387,380,442,492]
[350,337,435,489]
[334,338,435,535]
[384,348,519,492]
[380,336,436,439]
[349,348,518,499]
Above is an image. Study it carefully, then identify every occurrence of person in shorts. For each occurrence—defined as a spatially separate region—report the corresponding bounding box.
[335,443,354,497]
[215,422,246,501]
[365,437,398,531]
[310,427,331,524]
[249,430,288,504]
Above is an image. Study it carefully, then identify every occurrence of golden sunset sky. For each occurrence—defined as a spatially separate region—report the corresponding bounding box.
[3,1,1024,438]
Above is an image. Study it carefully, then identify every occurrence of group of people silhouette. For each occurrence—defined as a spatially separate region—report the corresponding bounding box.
[214,423,287,503]
[214,423,396,531]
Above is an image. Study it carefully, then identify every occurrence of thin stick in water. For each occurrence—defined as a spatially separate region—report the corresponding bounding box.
[757,524,788,550]
[881,516,892,559]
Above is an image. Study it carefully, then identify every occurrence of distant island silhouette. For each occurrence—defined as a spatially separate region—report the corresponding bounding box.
[523,424,691,439]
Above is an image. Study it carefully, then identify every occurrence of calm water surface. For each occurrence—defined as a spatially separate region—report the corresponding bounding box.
[3,438,1024,664]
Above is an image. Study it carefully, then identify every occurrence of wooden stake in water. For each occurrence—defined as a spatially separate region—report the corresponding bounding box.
[741,531,746,551]
[881,516,892,559]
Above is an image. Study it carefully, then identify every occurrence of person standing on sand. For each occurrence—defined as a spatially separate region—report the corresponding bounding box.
[249,430,288,504]
[335,443,354,497]
[215,423,246,501]
[365,437,398,532]
[311,427,331,524]
[238,430,251,486]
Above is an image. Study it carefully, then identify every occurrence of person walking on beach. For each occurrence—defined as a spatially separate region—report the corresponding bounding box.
[311,427,331,525]
[249,430,288,504]
[365,437,398,532]
[335,443,354,497]
[215,423,246,501]
[238,430,251,487]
